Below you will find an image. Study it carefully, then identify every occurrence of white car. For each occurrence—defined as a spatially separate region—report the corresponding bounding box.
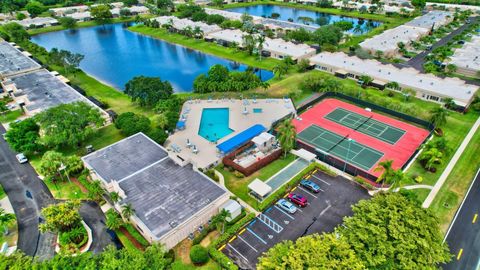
[276,199,297,214]
[16,153,28,164]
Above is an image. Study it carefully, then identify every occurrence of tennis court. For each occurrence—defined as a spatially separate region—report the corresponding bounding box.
[298,125,384,171]
[325,108,406,145]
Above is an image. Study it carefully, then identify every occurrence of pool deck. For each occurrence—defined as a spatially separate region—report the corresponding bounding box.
[166,98,296,169]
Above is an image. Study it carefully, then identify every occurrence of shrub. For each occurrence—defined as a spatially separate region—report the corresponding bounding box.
[124,223,149,247]
[190,245,209,265]
[233,171,244,178]
[414,176,423,183]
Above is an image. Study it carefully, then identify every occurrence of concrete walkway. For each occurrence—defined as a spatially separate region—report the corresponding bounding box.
[423,116,480,208]
[394,184,433,192]
[214,170,260,215]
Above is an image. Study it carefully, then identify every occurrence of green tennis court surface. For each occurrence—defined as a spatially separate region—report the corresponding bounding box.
[325,108,406,145]
[298,125,384,171]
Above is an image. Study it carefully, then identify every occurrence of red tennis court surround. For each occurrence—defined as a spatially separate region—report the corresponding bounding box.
[293,98,430,177]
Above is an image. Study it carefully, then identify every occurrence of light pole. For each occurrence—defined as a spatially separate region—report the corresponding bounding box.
[343,138,354,173]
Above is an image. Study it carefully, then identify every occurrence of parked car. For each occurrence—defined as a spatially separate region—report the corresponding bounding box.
[287,193,307,207]
[276,199,297,214]
[16,153,28,164]
[300,179,321,193]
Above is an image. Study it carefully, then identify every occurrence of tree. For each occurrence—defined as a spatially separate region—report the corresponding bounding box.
[2,22,29,42]
[0,208,15,235]
[5,118,41,155]
[334,20,354,31]
[445,63,457,74]
[258,233,364,270]
[88,180,105,202]
[48,48,84,75]
[119,8,131,18]
[25,1,45,17]
[374,50,383,59]
[273,63,288,79]
[38,151,83,182]
[429,106,448,130]
[123,0,139,6]
[115,112,151,136]
[277,119,296,158]
[312,25,343,48]
[337,193,451,269]
[59,17,77,29]
[297,58,310,72]
[190,245,209,265]
[242,34,257,56]
[39,200,82,233]
[157,0,174,11]
[105,209,123,230]
[211,209,231,234]
[121,203,134,221]
[411,0,426,9]
[419,147,443,171]
[124,76,173,107]
[16,12,26,20]
[90,4,113,25]
[359,75,373,88]
[212,0,223,7]
[109,192,120,204]
[35,102,104,148]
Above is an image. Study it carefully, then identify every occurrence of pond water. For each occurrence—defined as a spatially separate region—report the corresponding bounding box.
[31,23,273,92]
[226,5,382,34]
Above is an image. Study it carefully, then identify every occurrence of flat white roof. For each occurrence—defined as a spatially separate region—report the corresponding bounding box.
[66,11,91,20]
[204,8,262,23]
[154,16,221,34]
[450,35,480,72]
[248,179,272,197]
[360,25,429,53]
[207,29,244,44]
[11,17,58,27]
[310,52,478,105]
[49,5,89,13]
[405,10,452,30]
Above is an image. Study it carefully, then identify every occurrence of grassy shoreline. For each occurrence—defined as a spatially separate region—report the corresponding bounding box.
[128,25,280,70]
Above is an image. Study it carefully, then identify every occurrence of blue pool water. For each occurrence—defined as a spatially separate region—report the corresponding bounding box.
[226,5,381,34]
[31,23,273,92]
[198,108,234,142]
[253,108,262,113]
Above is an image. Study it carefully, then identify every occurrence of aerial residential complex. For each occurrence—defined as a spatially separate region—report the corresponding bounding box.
[360,11,453,56]
[450,35,480,78]
[310,52,478,108]
[82,133,229,249]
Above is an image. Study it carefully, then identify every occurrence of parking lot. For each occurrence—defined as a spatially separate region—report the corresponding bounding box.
[221,169,370,269]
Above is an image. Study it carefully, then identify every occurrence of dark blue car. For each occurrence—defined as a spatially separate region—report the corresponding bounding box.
[300,179,321,193]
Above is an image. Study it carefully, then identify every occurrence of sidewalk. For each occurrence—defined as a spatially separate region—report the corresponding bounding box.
[214,170,260,215]
[422,116,480,208]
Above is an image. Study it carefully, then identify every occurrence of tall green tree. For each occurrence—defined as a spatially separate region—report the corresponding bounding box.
[121,203,134,221]
[87,180,105,202]
[35,102,104,148]
[105,209,123,230]
[429,106,448,130]
[337,193,451,269]
[258,233,364,270]
[59,17,77,29]
[115,112,151,136]
[39,200,82,233]
[25,1,45,17]
[277,119,296,158]
[1,22,29,42]
[5,118,41,155]
[90,4,113,25]
[125,76,173,107]
[211,209,231,234]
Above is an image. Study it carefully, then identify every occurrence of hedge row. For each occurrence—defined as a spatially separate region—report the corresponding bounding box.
[258,162,335,211]
[208,213,256,270]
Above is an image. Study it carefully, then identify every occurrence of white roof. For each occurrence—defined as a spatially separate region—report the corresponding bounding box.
[292,148,317,162]
[129,6,149,13]
[360,25,429,53]
[154,16,221,34]
[310,52,478,106]
[252,132,274,145]
[426,2,480,11]
[207,29,245,44]
[221,199,242,214]
[12,17,58,27]
[204,8,262,23]
[264,38,316,59]
[66,11,91,20]
[405,11,452,30]
[248,179,272,197]
[450,35,480,72]
[50,5,88,14]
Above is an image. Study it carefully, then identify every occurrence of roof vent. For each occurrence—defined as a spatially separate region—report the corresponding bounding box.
[169,221,178,228]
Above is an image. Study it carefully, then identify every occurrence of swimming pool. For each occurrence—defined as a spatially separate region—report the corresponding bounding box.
[198,108,234,142]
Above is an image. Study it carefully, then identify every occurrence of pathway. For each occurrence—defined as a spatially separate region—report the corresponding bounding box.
[394,184,433,192]
[214,170,259,215]
[423,116,480,208]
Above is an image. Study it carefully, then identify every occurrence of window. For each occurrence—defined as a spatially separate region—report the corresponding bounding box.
[429,95,440,101]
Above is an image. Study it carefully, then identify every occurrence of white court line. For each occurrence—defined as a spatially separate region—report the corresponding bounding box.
[274,205,295,220]
[227,243,249,263]
[311,175,331,186]
[298,186,320,197]
[237,235,258,253]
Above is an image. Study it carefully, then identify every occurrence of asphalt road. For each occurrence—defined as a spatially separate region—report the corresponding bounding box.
[407,16,480,72]
[443,169,480,270]
[0,125,55,260]
[80,201,122,253]
[223,170,370,269]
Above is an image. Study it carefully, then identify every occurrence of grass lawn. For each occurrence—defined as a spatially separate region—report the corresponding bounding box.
[428,128,480,233]
[115,228,139,251]
[0,110,24,124]
[128,25,280,71]
[0,184,6,200]
[44,179,88,200]
[217,153,296,209]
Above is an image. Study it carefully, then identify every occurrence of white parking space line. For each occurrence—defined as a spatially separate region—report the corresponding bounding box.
[296,207,303,212]
[298,186,322,195]
[311,174,331,186]
[237,235,258,253]
[227,243,249,263]
[246,228,267,244]
[274,205,295,220]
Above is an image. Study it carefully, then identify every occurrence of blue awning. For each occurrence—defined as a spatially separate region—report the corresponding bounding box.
[217,124,266,153]
[176,121,185,130]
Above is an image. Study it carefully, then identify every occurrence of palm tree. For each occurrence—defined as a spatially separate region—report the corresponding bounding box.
[419,147,443,171]
[401,88,416,102]
[445,64,457,75]
[88,180,105,202]
[277,119,296,158]
[192,26,204,39]
[105,210,123,230]
[374,160,394,188]
[256,35,266,61]
[0,208,15,235]
[359,75,373,88]
[109,191,120,204]
[273,63,288,79]
[121,203,134,221]
[374,50,383,59]
[429,107,448,131]
[211,209,232,234]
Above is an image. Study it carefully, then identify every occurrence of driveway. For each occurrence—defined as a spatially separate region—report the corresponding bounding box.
[80,201,123,253]
[407,16,480,71]
[0,125,55,260]
[222,170,370,269]
[443,169,480,270]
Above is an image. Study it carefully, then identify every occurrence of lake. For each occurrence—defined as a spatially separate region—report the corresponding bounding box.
[31,23,274,92]
[226,5,382,34]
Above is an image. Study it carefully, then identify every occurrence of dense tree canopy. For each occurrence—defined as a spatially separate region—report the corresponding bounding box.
[25,1,45,17]
[312,25,343,47]
[125,76,173,107]
[258,233,364,270]
[59,16,77,29]
[115,112,151,136]
[39,200,82,233]
[1,22,29,42]
[5,118,42,155]
[91,4,113,24]
[38,151,83,182]
[193,64,264,93]
[35,102,104,148]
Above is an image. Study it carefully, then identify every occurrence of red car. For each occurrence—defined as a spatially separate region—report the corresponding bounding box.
[287,193,308,207]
